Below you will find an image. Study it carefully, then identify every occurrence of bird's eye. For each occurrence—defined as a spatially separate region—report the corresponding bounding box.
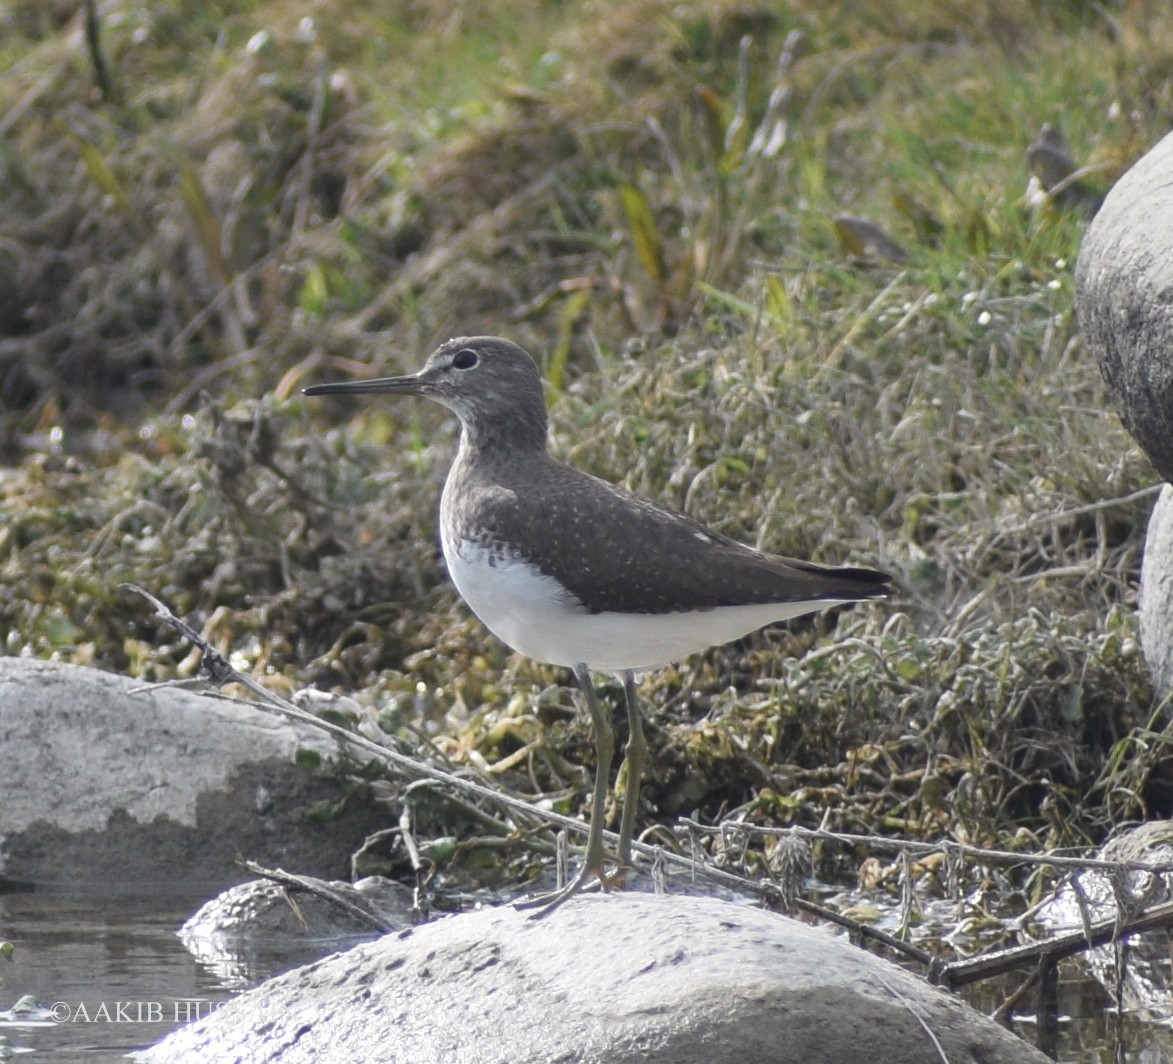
[452,349,478,370]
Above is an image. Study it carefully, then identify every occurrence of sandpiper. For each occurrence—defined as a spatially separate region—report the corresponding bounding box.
[305,336,892,907]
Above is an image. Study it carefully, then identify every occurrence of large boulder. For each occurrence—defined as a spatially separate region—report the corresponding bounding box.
[143,892,1049,1064]
[1076,132,1173,696]
[1077,129,1173,484]
[0,657,387,885]
[1140,486,1173,698]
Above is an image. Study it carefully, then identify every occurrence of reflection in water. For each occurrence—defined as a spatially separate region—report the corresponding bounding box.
[1,885,253,1061]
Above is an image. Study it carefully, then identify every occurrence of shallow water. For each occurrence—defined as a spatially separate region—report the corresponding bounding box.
[0,886,245,1061]
[824,884,1173,1063]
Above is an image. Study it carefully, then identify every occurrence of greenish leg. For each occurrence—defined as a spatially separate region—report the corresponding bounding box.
[573,662,615,880]
[616,670,646,865]
[517,662,614,915]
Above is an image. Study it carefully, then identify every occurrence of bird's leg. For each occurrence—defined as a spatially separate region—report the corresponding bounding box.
[616,670,646,866]
[516,662,614,914]
[573,661,615,881]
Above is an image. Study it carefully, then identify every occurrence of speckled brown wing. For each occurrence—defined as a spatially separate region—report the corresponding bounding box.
[473,458,891,616]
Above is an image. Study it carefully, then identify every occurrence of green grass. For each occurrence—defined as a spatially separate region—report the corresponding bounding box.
[0,0,1169,868]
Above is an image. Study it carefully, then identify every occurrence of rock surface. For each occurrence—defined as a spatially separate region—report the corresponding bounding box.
[1076,128,1173,483]
[1139,485,1173,698]
[0,657,387,885]
[1076,131,1173,697]
[179,875,416,987]
[144,892,1049,1064]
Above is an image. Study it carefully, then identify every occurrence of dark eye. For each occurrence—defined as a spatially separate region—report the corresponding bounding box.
[452,348,478,370]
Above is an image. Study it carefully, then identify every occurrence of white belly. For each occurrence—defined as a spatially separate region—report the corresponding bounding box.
[444,540,840,674]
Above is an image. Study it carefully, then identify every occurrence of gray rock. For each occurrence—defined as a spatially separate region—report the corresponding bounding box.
[1140,483,1173,699]
[179,875,416,986]
[1140,485,1173,699]
[1076,129,1173,483]
[143,893,1049,1064]
[0,658,387,884]
[182,875,412,943]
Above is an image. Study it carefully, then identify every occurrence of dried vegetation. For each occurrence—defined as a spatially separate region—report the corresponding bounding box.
[2,0,1172,885]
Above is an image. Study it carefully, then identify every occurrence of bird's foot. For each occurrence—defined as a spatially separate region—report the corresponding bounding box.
[514,857,629,918]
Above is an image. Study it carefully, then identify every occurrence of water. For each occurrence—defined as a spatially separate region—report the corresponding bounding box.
[0,886,242,1062]
[825,885,1173,1063]
[959,965,1173,1063]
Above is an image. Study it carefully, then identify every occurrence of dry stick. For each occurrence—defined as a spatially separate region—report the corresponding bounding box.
[1113,939,1127,1064]
[1037,957,1060,1060]
[680,819,1173,877]
[403,777,518,839]
[699,819,1173,988]
[935,898,1173,989]
[991,967,1039,1024]
[398,803,423,875]
[125,584,744,861]
[350,826,401,883]
[792,895,932,968]
[238,859,395,934]
[398,802,431,918]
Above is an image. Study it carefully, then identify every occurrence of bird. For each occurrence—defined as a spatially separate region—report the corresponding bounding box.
[305,336,892,909]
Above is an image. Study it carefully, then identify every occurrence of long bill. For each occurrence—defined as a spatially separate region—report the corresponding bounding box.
[303,374,423,396]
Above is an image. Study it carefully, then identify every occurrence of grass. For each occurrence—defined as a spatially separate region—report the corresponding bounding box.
[0,0,1169,879]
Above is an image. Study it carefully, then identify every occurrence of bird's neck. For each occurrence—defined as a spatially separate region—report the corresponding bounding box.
[441,422,549,549]
[455,408,549,462]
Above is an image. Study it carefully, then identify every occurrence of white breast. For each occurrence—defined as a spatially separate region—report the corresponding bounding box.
[442,539,841,674]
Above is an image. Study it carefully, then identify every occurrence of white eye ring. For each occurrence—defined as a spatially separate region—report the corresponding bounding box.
[452,349,479,370]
